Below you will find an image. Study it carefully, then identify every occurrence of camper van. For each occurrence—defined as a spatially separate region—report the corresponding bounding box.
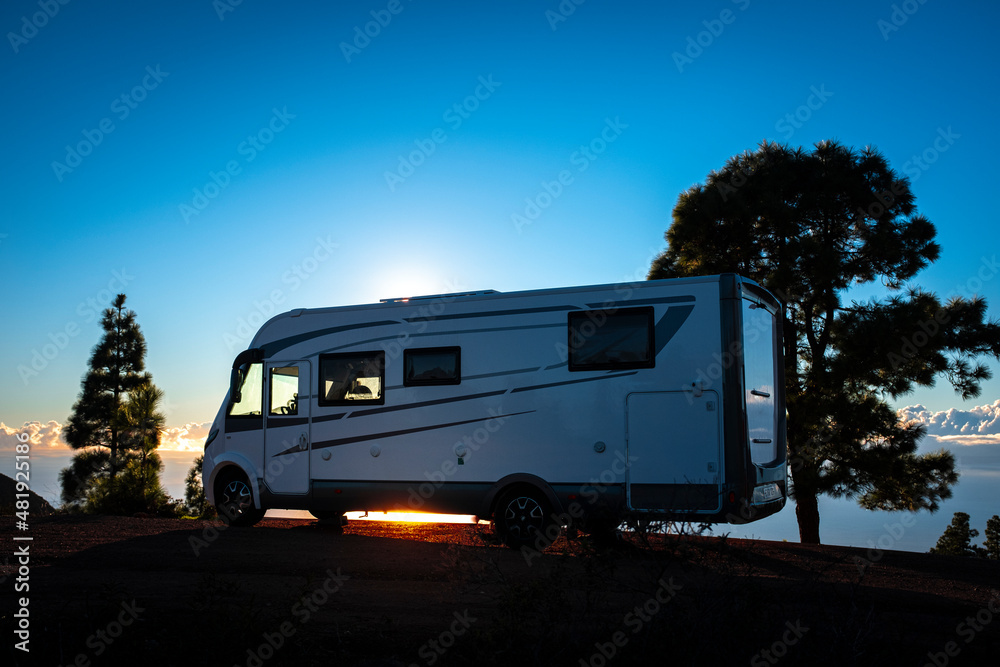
[203,274,787,546]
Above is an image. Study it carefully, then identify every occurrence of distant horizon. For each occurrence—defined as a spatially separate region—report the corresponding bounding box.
[5,414,997,553]
[3,0,998,558]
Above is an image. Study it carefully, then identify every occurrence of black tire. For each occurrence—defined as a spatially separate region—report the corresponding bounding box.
[216,472,264,527]
[493,487,556,550]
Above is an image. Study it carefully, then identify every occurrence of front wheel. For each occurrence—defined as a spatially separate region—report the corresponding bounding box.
[216,473,264,527]
[493,488,556,550]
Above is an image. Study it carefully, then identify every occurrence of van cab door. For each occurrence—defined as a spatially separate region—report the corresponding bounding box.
[263,360,311,495]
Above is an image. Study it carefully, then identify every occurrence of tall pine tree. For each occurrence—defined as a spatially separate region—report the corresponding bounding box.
[650,140,1000,543]
[61,294,152,506]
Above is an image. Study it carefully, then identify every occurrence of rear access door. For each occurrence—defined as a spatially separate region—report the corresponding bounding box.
[626,391,722,513]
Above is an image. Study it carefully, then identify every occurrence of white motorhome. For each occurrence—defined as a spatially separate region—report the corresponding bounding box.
[203,274,786,546]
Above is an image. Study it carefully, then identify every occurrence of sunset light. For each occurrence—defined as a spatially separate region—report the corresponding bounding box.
[4,2,1000,663]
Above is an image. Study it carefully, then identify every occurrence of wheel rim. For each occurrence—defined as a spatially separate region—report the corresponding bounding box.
[221,479,253,519]
[503,495,545,541]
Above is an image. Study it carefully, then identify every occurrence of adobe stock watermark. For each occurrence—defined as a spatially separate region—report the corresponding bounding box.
[521,449,639,565]
[222,235,337,351]
[750,618,810,666]
[179,106,295,223]
[774,85,833,141]
[384,75,502,191]
[511,117,628,233]
[886,254,996,371]
[923,590,1000,667]
[853,514,917,575]
[553,281,638,363]
[61,599,145,665]
[379,279,468,360]
[545,0,587,31]
[236,568,350,667]
[51,65,170,182]
[900,126,959,184]
[877,0,930,41]
[578,577,682,667]
[213,0,248,21]
[17,268,135,386]
[340,0,413,63]
[409,610,477,667]
[7,0,72,54]
[406,407,509,510]
[682,297,774,407]
[672,0,751,73]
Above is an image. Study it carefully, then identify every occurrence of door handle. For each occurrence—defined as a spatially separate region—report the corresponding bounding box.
[299,433,308,451]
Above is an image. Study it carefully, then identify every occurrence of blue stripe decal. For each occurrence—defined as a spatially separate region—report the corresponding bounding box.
[510,371,637,393]
[654,305,695,356]
[261,320,401,357]
[346,390,508,418]
[305,410,536,453]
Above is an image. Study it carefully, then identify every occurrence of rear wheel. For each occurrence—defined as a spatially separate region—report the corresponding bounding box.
[493,488,556,550]
[216,472,264,527]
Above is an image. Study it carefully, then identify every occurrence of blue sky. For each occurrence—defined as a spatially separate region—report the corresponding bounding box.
[2,0,999,547]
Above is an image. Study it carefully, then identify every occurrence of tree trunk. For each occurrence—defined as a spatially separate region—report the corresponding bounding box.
[795,491,821,544]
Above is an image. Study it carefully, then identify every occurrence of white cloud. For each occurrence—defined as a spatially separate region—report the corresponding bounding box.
[160,422,212,452]
[898,400,1000,444]
[0,419,213,456]
[0,421,71,456]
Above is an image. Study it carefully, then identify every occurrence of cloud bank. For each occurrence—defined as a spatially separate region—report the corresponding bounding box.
[898,400,1000,446]
[0,420,212,455]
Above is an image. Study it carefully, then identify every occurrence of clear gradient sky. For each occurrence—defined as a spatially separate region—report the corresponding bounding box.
[2,0,999,547]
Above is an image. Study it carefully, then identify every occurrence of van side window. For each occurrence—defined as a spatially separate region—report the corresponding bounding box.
[319,352,385,405]
[404,347,461,386]
[228,362,263,416]
[568,307,655,371]
[269,366,299,415]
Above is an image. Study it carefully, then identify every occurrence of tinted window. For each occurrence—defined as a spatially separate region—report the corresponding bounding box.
[404,347,461,386]
[568,307,654,371]
[319,352,385,405]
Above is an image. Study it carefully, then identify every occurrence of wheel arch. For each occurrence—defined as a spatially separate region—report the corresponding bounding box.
[206,452,263,510]
[480,473,564,520]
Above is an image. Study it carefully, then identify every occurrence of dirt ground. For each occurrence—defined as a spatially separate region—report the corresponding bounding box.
[3,515,999,666]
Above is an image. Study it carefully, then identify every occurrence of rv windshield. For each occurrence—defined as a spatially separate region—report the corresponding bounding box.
[229,362,263,416]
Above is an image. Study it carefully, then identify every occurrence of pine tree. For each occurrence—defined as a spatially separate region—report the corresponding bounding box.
[83,381,169,514]
[984,515,1000,560]
[61,294,152,506]
[930,512,980,557]
[650,140,1000,544]
[185,455,213,518]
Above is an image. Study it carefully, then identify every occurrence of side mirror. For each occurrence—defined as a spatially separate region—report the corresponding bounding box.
[230,368,243,404]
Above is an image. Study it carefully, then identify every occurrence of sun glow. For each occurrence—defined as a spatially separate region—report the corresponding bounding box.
[346,511,478,524]
[370,261,465,304]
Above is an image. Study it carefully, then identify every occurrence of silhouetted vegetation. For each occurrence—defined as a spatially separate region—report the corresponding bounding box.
[651,140,1000,544]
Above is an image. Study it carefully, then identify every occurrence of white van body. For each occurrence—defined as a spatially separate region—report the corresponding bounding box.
[203,274,786,539]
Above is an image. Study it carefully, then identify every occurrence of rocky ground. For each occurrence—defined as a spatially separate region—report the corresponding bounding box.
[3,515,999,666]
